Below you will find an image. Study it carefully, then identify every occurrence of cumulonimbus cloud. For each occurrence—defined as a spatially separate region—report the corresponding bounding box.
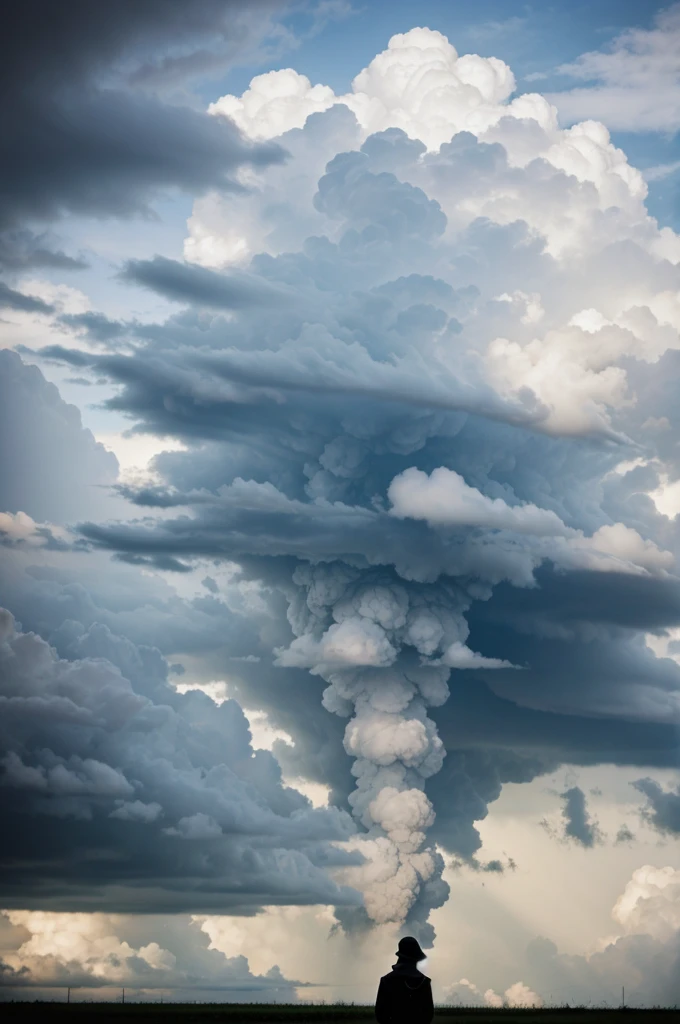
[6,23,680,952]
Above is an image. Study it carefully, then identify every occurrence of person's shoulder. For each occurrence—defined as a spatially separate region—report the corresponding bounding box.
[417,971,431,983]
[379,969,406,986]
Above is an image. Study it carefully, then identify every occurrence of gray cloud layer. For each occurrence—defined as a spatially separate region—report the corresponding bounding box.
[0,0,285,269]
[0,606,361,914]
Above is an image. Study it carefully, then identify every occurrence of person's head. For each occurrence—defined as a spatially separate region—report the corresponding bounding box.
[395,936,426,962]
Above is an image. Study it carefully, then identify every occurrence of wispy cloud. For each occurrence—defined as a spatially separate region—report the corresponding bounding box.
[545,3,680,131]
[643,159,680,182]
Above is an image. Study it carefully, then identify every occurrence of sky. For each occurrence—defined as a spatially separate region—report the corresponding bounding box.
[2,0,680,1008]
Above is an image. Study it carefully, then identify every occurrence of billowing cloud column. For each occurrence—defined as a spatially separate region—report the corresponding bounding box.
[275,564,497,942]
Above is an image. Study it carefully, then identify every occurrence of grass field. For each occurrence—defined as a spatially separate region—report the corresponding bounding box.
[2,1004,680,1024]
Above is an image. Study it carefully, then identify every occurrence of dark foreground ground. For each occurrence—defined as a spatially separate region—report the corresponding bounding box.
[2,1005,680,1024]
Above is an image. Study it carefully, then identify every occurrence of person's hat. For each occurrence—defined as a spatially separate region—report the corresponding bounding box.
[396,936,426,961]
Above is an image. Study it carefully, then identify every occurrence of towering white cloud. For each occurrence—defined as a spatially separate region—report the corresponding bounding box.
[209,28,521,151]
[613,865,680,941]
[272,565,462,941]
[190,25,654,270]
[209,69,337,140]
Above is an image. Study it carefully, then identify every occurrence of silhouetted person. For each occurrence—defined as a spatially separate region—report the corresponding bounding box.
[376,936,434,1024]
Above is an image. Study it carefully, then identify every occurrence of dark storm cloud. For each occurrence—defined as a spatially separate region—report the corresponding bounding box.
[429,670,680,859]
[58,312,128,345]
[462,570,680,722]
[427,746,553,858]
[77,489,465,582]
[0,0,286,260]
[0,230,88,272]
[0,282,53,315]
[0,543,358,813]
[120,256,289,310]
[0,345,363,914]
[560,786,602,848]
[435,676,680,773]
[11,504,668,869]
[633,777,680,835]
[70,474,680,873]
[0,607,362,914]
[0,87,283,227]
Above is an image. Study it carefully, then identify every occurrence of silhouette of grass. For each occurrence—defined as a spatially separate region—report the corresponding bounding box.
[2,1004,680,1024]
